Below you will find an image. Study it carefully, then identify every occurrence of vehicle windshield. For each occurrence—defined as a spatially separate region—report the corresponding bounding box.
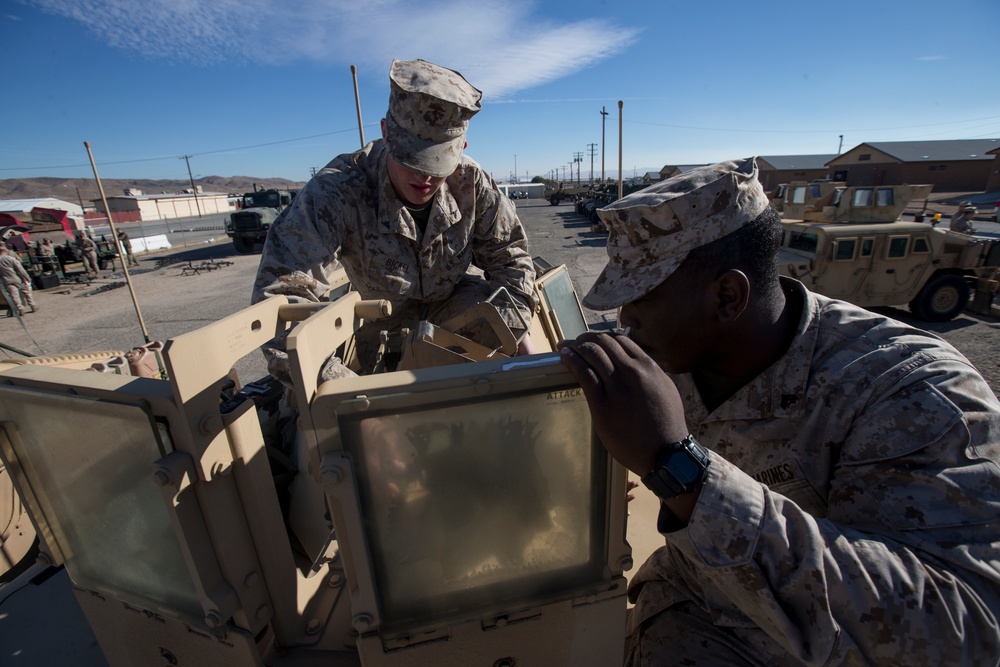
[786,231,819,254]
[242,192,281,208]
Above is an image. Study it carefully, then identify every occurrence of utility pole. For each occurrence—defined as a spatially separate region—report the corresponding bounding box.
[587,143,597,184]
[600,106,609,183]
[838,135,844,154]
[181,154,203,217]
[514,155,518,183]
[573,152,583,184]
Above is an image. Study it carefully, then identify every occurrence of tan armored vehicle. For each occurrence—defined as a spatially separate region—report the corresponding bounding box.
[779,184,1000,321]
[0,261,631,666]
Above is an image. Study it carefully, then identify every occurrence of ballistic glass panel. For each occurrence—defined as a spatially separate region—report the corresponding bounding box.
[0,388,202,624]
[340,384,605,636]
[537,268,589,340]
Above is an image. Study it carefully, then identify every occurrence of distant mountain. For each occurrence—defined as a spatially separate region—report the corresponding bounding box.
[0,176,310,204]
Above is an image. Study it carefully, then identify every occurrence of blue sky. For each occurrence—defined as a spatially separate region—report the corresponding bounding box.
[2,0,999,185]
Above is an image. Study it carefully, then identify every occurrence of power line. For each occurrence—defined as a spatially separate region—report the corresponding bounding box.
[0,124,376,172]
[626,115,1000,135]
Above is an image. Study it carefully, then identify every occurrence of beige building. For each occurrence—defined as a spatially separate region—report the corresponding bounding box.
[826,139,999,192]
[92,190,232,223]
[756,154,837,191]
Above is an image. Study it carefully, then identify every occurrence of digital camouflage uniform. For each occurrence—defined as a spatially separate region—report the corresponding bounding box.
[626,278,1000,666]
[37,240,57,272]
[118,231,139,267]
[253,60,536,377]
[585,159,1000,666]
[0,251,36,314]
[76,234,99,275]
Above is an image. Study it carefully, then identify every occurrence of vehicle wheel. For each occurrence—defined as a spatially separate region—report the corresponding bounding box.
[233,236,255,254]
[909,274,971,322]
[549,196,559,206]
[98,257,108,270]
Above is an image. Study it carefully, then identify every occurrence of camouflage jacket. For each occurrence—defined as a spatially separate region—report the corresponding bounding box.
[252,140,537,329]
[0,254,30,284]
[630,278,1000,665]
[76,236,96,253]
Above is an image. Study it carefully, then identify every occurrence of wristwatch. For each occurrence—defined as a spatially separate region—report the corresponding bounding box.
[641,435,711,500]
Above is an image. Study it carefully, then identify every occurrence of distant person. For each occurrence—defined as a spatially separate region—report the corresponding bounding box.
[0,245,37,316]
[558,158,1000,666]
[75,231,99,277]
[117,229,139,267]
[37,238,57,273]
[253,58,538,380]
[950,201,977,235]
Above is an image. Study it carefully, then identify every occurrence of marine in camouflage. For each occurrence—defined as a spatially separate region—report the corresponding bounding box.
[252,140,537,374]
[627,280,1000,665]
[579,157,1000,665]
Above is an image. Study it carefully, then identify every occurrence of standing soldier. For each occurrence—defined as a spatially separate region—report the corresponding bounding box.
[37,238,58,273]
[75,231,99,277]
[117,229,139,267]
[0,246,37,316]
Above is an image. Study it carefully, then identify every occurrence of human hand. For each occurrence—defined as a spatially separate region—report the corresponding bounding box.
[558,332,688,476]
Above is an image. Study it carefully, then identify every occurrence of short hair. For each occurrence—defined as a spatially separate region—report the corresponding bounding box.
[681,206,783,293]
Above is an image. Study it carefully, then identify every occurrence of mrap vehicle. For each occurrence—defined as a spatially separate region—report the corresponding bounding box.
[0,261,630,666]
[779,184,1000,321]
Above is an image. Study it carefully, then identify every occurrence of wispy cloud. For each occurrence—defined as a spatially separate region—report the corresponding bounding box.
[23,0,639,98]
[915,55,946,61]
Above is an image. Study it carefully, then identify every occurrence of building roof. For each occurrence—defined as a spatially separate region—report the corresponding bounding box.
[841,139,1000,163]
[758,154,837,170]
[0,198,84,216]
[101,191,228,201]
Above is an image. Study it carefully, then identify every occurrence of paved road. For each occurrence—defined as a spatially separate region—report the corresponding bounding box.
[1,198,998,666]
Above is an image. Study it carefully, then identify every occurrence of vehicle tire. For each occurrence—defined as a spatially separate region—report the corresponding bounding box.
[233,236,255,254]
[909,274,971,322]
[98,257,108,270]
[549,196,559,206]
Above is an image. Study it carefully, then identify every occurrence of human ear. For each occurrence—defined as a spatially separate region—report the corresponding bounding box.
[716,269,750,323]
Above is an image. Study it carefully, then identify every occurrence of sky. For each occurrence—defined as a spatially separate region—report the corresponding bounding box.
[2,0,999,186]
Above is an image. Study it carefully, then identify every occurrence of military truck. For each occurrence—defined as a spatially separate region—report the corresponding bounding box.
[779,184,1000,321]
[547,183,591,206]
[0,261,628,666]
[226,189,296,254]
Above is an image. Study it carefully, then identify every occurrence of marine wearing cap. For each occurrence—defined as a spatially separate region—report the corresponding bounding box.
[384,59,483,178]
[583,157,770,310]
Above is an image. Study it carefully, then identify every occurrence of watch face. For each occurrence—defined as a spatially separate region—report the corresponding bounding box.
[669,451,702,486]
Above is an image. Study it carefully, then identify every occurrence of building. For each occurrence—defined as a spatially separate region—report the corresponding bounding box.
[825,139,1000,192]
[91,190,232,223]
[0,198,85,222]
[657,164,709,181]
[756,154,838,190]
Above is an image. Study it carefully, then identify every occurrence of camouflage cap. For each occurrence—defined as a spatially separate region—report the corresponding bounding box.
[384,59,482,178]
[583,157,770,310]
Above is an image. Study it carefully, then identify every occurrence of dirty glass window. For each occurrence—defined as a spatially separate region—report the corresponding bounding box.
[853,189,874,207]
[791,186,808,204]
[832,189,844,206]
[788,232,818,254]
[887,236,909,258]
[860,237,875,257]
[876,188,895,207]
[913,236,930,253]
[833,239,857,261]
[809,183,823,198]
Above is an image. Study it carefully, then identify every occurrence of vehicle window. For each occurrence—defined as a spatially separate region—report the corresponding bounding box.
[876,188,894,207]
[832,189,844,206]
[887,236,909,258]
[913,236,930,253]
[860,237,875,257]
[791,186,807,204]
[853,189,874,207]
[788,232,818,254]
[833,239,857,261]
[809,184,822,198]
